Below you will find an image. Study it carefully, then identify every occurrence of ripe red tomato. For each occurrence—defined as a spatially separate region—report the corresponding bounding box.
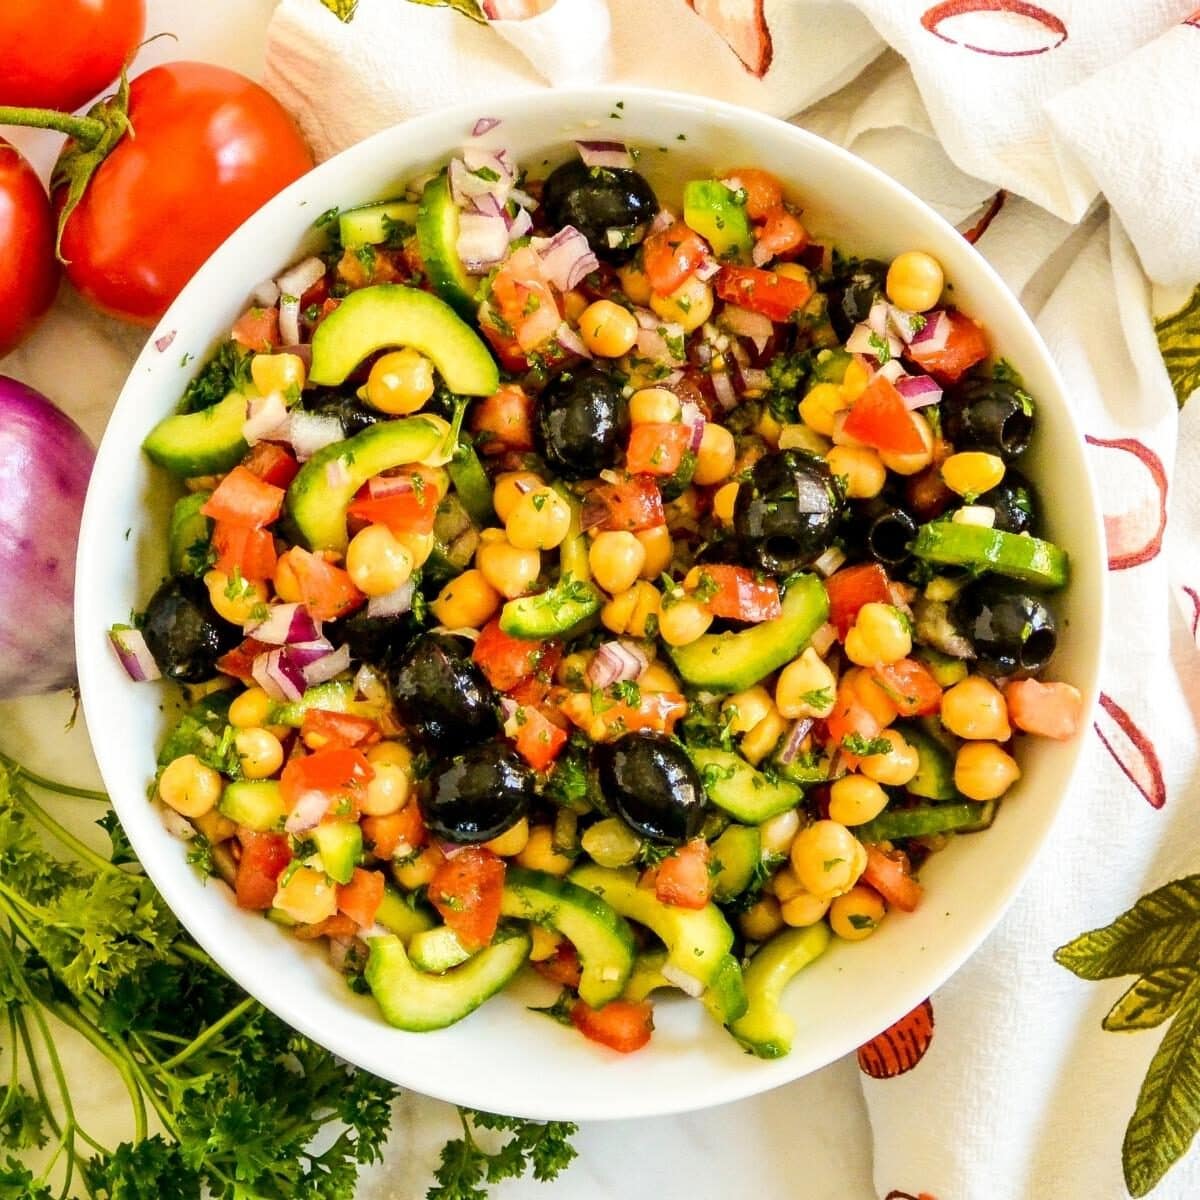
[56,62,313,325]
[235,831,292,910]
[571,999,654,1053]
[0,0,146,112]
[0,140,59,356]
[429,848,506,950]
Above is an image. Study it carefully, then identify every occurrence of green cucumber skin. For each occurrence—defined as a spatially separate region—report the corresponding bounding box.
[729,924,832,1058]
[416,173,478,320]
[365,930,530,1032]
[270,680,361,728]
[143,391,250,478]
[898,721,958,801]
[701,951,749,1024]
[448,442,495,527]
[338,199,419,248]
[218,781,286,833]
[499,581,602,640]
[500,867,635,1008]
[375,887,435,943]
[911,521,1069,590]
[856,800,996,843]
[312,822,363,885]
[710,824,762,903]
[682,180,753,264]
[690,748,803,825]
[408,926,474,974]
[168,493,213,576]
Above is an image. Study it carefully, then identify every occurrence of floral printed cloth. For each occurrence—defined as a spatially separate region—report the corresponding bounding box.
[267,2,1200,1196]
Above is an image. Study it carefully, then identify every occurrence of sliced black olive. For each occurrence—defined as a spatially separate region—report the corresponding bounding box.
[977,468,1040,535]
[541,159,658,263]
[326,610,411,667]
[303,388,381,436]
[822,258,888,342]
[952,580,1057,677]
[593,731,706,844]
[141,575,239,683]
[422,741,533,843]
[866,507,918,567]
[733,450,846,576]
[942,378,1034,462]
[536,368,628,480]
[389,632,498,752]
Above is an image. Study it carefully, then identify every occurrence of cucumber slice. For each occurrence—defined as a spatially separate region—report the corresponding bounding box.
[308,284,498,395]
[915,645,969,689]
[157,690,233,769]
[898,721,957,801]
[365,928,530,1032]
[710,824,762,903]
[690,748,803,825]
[448,440,495,527]
[620,947,747,1023]
[500,867,635,1008]
[569,864,734,990]
[422,493,480,592]
[143,390,250,478]
[338,199,419,249]
[811,348,853,385]
[408,925,474,973]
[375,886,436,943]
[855,800,996,843]
[729,924,832,1058]
[555,484,591,582]
[669,573,829,693]
[270,680,365,727]
[682,180,753,264]
[622,950,671,1002]
[219,781,285,832]
[499,577,602,640]
[168,493,213,576]
[416,172,478,319]
[312,822,363,885]
[911,521,1068,590]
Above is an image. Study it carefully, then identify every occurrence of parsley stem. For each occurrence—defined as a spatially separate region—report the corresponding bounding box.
[0,753,109,802]
[5,778,120,876]
[159,995,255,1072]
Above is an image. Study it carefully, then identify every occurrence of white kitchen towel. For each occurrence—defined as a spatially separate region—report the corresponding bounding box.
[265,3,1200,1197]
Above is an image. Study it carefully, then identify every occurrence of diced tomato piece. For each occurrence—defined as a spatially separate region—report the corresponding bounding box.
[642,225,710,296]
[212,521,277,582]
[300,709,382,751]
[429,847,506,950]
[478,309,531,374]
[724,167,783,220]
[241,441,300,489]
[905,311,989,384]
[293,913,358,941]
[505,645,564,707]
[201,465,285,529]
[472,620,560,693]
[362,804,426,860]
[1005,679,1083,740]
[231,307,280,352]
[337,867,386,927]
[504,704,568,772]
[347,472,442,535]
[861,846,923,913]
[906,462,957,522]
[825,563,893,638]
[870,658,943,717]
[583,475,666,533]
[216,637,272,683]
[235,831,292,910]
[715,266,812,322]
[626,423,693,477]
[842,376,927,456]
[571,998,654,1053]
[280,748,374,812]
[824,671,884,749]
[471,383,536,456]
[490,250,562,352]
[559,690,688,741]
[276,547,364,621]
[533,941,582,989]
[655,839,712,909]
[754,207,808,262]
[687,565,781,624]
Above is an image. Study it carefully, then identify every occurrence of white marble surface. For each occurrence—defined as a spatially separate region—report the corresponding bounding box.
[0,3,875,1194]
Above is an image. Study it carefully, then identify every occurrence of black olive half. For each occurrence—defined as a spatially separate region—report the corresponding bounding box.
[389,632,498,752]
[942,378,1034,462]
[952,580,1057,677]
[422,741,533,843]
[141,575,240,683]
[303,388,381,437]
[326,610,410,667]
[537,368,628,480]
[593,731,706,844]
[541,159,658,263]
[822,258,888,342]
[733,450,846,576]
[866,507,918,567]
[977,468,1040,535]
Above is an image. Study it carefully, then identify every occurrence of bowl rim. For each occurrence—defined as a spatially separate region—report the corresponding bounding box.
[75,83,1107,1121]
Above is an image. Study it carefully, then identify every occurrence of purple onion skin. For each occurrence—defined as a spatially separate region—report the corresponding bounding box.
[0,376,95,699]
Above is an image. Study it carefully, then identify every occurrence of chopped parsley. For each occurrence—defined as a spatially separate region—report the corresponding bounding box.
[178,340,252,414]
[841,732,893,757]
[611,679,642,707]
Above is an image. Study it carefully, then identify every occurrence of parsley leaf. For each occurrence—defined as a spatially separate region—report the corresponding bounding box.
[178,340,252,414]
[841,732,893,757]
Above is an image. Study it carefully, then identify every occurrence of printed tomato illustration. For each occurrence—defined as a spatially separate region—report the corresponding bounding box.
[1084,435,1168,571]
[686,0,773,76]
[858,998,936,1079]
[1095,692,1167,810]
[921,0,1068,56]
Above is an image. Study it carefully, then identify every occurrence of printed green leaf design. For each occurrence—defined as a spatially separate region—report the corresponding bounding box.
[1054,877,1200,980]
[405,0,488,22]
[1104,968,1197,1033]
[319,0,359,21]
[1155,284,1200,408]
[1123,974,1200,1196]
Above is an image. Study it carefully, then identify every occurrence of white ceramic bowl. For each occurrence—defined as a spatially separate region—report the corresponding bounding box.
[75,87,1105,1121]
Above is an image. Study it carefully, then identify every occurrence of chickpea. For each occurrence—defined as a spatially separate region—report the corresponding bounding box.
[273,553,303,603]
[829,886,887,941]
[204,569,269,625]
[741,707,788,766]
[580,817,642,868]
[346,524,415,597]
[429,569,500,630]
[770,864,806,903]
[846,666,901,728]
[557,649,594,689]
[799,383,847,436]
[712,482,739,525]
[360,761,411,817]
[194,808,236,844]
[650,275,714,333]
[367,741,412,769]
[562,289,589,323]
[601,581,660,638]
[273,866,338,925]
[484,816,530,858]
[516,825,574,876]
[827,774,889,826]
[723,687,776,736]
[234,728,284,780]
[589,531,646,595]
[845,602,912,667]
[658,596,713,647]
[505,487,572,551]
[394,528,435,569]
[781,891,832,928]
[886,251,945,313]
[229,686,274,729]
[630,387,682,426]
[159,754,222,818]
[477,536,542,600]
[955,741,1021,801]
[637,660,679,693]
[840,358,872,402]
[826,445,887,500]
[941,676,1012,741]
[251,351,306,396]
[739,895,784,942]
[579,299,639,357]
[693,423,737,486]
[493,471,544,523]
[635,524,673,579]
[616,263,653,306]
[775,648,837,719]
[859,729,920,787]
[758,807,802,858]
[362,347,435,414]
[778,423,832,456]
[789,820,867,900]
[391,846,444,890]
[879,411,935,476]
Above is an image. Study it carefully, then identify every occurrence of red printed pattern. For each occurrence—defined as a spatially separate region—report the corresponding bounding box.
[921,0,1068,56]
[1095,692,1167,810]
[858,998,935,1079]
[686,0,773,76]
[1085,435,1169,571]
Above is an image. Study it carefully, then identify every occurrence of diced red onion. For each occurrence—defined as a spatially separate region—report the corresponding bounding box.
[649,209,676,235]
[367,580,414,619]
[813,545,846,578]
[810,622,837,657]
[436,839,473,860]
[287,411,343,462]
[660,962,705,996]
[531,225,599,292]
[253,648,305,702]
[276,256,325,302]
[252,278,281,307]
[507,207,533,240]
[472,116,501,136]
[741,367,769,392]
[285,789,331,834]
[243,392,291,445]
[154,330,177,353]
[587,640,649,688]
[248,603,322,646]
[367,473,415,500]
[867,298,890,339]
[108,627,161,682]
[721,304,773,354]
[679,400,706,453]
[846,322,902,360]
[325,459,351,489]
[895,374,943,410]
[635,319,685,366]
[328,935,356,971]
[910,309,949,350]
[778,717,815,765]
[888,305,925,345]
[354,663,390,705]
[555,321,592,359]
[457,212,509,273]
[471,192,505,218]
[509,186,536,210]
[161,806,197,840]
[711,370,737,411]
[449,157,503,209]
[279,295,302,347]
[575,140,633,170]
[877,359,909,385]
[301,643,351,686]
[694,255,721,282]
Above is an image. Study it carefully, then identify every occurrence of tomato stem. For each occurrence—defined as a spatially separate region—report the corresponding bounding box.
[0,106,105,145]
